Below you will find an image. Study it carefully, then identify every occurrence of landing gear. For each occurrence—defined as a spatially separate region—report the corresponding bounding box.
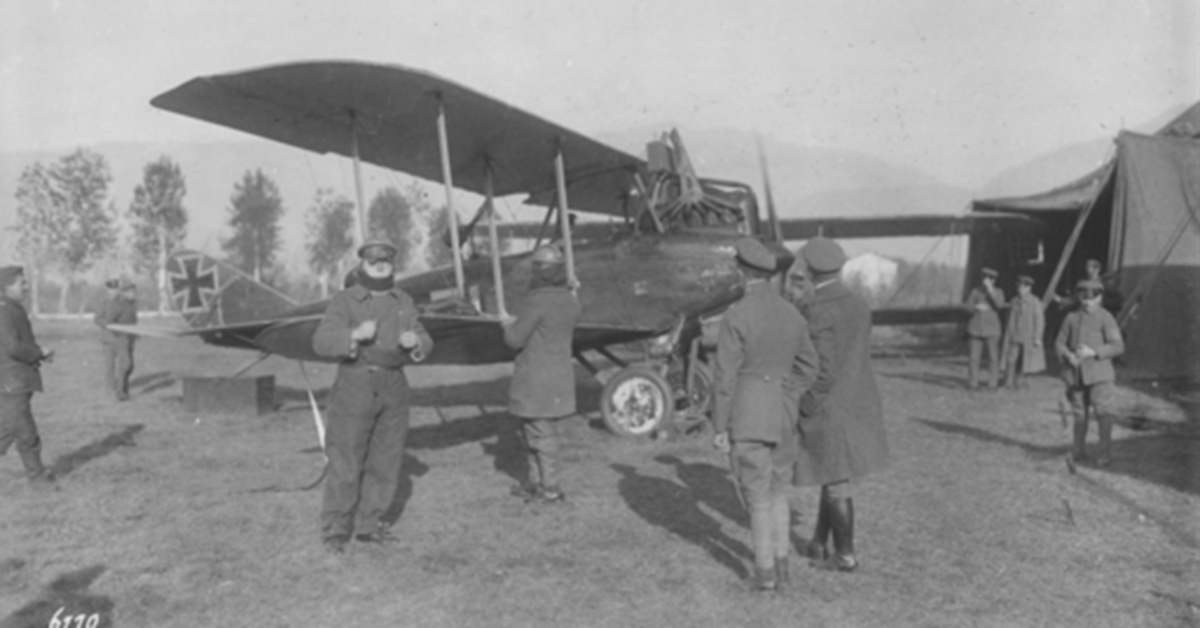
[600,366,674,437]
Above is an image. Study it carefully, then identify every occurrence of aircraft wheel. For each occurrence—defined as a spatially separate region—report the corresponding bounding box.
[601,366,674,437]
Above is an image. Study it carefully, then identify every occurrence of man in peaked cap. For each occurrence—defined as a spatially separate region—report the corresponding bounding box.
[790,237,888,574]
[1002,275,1045,390]
[312,237,433,554]
[0,266,57,488]
[501,244,581,504]
[94,276,138,401]
[712,237,817,590]
[1055,278,1124,468]
[963,267,1006,391]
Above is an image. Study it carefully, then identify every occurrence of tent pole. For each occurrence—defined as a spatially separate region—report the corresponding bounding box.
[1040,161,1115,309]
[554,144,578,288]
[484,164,508,318]
[437,100,466,298]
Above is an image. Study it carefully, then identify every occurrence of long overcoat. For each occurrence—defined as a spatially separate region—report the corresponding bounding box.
[504,286,582,419]
[0,297,44,395]
[712,281,817,444]
[1003,292,1046,373]
[793,281,889,486]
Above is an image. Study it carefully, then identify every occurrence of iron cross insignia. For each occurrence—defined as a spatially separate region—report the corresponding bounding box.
[168,254,218,313]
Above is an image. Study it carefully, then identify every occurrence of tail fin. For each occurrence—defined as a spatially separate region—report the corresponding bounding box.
[166,250,297,328]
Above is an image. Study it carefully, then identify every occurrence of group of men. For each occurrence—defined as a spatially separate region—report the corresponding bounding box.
[0,234,1127,585]
[310,238,580,555]
[712,236,890,591]
[963,261,1125,466]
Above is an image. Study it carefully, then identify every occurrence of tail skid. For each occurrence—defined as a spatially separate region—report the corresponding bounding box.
[166,250,298,329]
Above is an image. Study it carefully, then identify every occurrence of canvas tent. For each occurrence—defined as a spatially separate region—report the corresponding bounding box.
[971,102,1200,382]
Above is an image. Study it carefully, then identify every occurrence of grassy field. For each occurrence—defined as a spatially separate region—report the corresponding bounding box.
[1,320,1198,627]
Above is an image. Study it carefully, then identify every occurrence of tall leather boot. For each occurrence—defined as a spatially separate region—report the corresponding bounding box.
[1096,413,1114,467]
[19,447,54,487]
[1070,410,1089,463]
[803,488,831,560]
[817,498,857,572]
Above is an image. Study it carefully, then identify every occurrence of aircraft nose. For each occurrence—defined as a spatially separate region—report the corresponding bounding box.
[763,241,795,274]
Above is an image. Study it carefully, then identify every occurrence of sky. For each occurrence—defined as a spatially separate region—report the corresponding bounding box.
[2,0,1196,191]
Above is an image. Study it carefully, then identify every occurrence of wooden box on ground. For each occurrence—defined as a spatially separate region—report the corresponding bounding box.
[182,375,275,416]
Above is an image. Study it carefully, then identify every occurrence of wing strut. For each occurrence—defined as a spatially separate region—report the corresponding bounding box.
[554,144,578,287]
[349,114,368,245]
[484,163,509,318]
[437,100,467,298]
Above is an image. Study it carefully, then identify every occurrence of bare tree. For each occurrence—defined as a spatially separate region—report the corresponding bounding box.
[366,186,416,272]
[127,156,189,313]
[222,169,284,284]
[305,188,356,298]
[12,149,116,313]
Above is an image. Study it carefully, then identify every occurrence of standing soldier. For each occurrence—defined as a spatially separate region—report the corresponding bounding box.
[502,244,581,504]
[0,266,56,487]
[94,277,138,401]
[1002,275,1046,390]
[1055,278,1124,468]
[312,240,433,554]
[712,238,817,592]
[792,237,889,573]
[963,267,1005,391]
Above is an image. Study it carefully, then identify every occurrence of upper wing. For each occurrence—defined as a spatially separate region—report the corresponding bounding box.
[151,60,646,216]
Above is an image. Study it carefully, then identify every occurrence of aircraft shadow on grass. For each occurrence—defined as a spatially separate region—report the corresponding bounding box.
[612,460,752,578]
[911,417,1200,498]
[274,375,604,421]
[1,564,114,628]
[50,425,143,479]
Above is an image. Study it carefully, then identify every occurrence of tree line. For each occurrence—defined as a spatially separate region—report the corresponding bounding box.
[11,148,453,315]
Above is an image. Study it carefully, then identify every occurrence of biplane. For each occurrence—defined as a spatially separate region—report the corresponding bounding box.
[134,60,1060,436]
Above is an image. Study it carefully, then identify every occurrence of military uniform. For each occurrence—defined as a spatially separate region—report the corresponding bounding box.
[503,273,581,501]
[94,281,138,401]
[0,267,53,484]
[964,269,1006,390]
[1002,278,1046,389]
[1055,279,1124,465]
[791,237,888,573]
[712,238,817,590]
[312,267,432,549]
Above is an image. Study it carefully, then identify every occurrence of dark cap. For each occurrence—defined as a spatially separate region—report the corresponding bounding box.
[357,239,397,262]
[800,237,846,273]
[735,238,776,273]
[1016,275,1034,286]
[1076,278,1104,292]
[0,266,23,288]
[981,267,998,279]
[530,244,564,265]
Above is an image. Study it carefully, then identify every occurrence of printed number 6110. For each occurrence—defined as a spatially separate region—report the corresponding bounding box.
[48,607,101,628]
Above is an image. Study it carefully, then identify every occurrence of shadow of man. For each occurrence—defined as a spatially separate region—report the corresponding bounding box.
[380,453,431,528]
[612,463,751,578]
[1,565,114,628]
[50,425,143,479]
[655,454,749,528]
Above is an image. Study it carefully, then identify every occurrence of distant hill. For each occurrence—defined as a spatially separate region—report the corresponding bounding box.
[977,102,1194,199]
